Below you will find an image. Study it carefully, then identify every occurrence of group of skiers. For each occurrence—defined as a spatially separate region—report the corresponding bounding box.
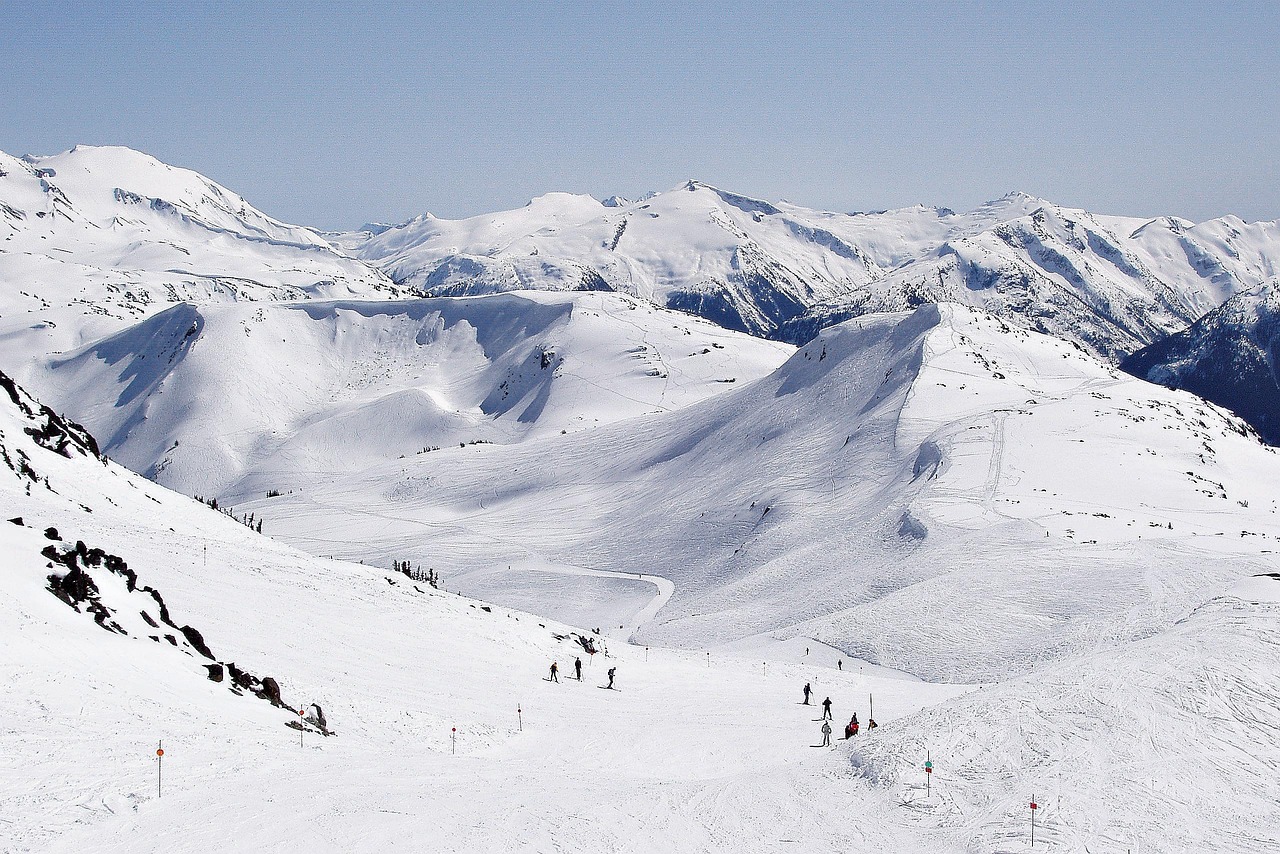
[544,655,877,744]
[805,681,876,747]
[548,658,615,689]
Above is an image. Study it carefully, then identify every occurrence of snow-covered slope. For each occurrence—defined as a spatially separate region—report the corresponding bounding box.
[249,304,1280,682]
[0,145,399,368]
[30,290,792,499]
[360,185,1280,358]
[5,367,1278,854]
[1123,277,1280,443]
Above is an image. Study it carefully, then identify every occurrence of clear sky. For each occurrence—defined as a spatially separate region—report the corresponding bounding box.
[4,1,1277,229]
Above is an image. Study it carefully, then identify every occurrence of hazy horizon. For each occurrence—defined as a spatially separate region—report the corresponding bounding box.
[5,2,1278,229]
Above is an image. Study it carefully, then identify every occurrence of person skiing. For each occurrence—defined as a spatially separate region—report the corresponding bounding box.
[802,682,812,705]
[549,661,559,683]
[867,717,878,731]
[844,717,856,739]
[820,720,832,747]
[851,716,860,737]
[574,657,583,681]
[606,667,616,689]
[821,697,832,720]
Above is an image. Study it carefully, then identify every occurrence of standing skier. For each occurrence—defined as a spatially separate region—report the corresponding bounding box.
[821,697,832,720]
[820,720,832,747]
[837,659,843,671]
[549,662,559,683]
[574,657,583,681]
[606,667,616,689]
[802,682,812,705]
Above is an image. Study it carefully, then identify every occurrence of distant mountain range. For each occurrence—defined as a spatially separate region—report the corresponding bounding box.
[358,181,1280,361]
[5,144,1280,445]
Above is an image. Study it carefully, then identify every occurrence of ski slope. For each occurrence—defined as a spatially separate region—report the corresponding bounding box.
[4,361,1278,853]
[247,304,1280,684]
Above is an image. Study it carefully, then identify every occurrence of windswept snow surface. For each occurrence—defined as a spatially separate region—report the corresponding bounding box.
[252,304,1280,684]
[0,145,398,371]
[360,183,1280,358]
[4,357,1279,853]
[29,290,792,499]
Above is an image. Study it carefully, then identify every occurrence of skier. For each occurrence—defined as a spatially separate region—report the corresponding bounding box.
[802,682,812,705]
[574,657,583,681]
[820,719,832,747]
[606,667,616,689]
[867,717,878,731]
[844,717,855,739]
[850,714,860,737]
[549,661,559,683]
[821,697,832,720]
[837,659,843,671]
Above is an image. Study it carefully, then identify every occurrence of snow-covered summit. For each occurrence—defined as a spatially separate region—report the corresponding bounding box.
[0,145,400,373]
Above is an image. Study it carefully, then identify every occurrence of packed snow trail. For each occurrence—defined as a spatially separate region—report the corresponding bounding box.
[517,557,675,641]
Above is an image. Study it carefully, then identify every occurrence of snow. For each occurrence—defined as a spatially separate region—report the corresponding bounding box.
[4,357,1278,852]
[228,304,1280,686]
[0,145,400,381]
[5,146,1280,852]
[359,181,1280,358]
[27,290,793,499]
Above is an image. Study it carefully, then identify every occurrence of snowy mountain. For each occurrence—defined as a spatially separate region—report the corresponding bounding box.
[359,184,1280,359]
[5,363,1277,854]
[1123,277,1280,443]
[245,303,1280,683]
[28,291,792,499]
[0,145,399,369]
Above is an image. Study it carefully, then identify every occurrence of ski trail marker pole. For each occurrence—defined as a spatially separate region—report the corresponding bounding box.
[451,727,456,755]
[869,693,874,721]
[924,751,932,797]
[518,705,522,732]
[155,741,163,798]
[1030,795,1038,845]
[299,707,305,747]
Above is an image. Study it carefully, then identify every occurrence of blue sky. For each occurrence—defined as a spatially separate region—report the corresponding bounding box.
[4,1,1277,228]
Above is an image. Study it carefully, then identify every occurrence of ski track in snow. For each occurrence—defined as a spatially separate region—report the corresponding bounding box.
[520,561,675,642]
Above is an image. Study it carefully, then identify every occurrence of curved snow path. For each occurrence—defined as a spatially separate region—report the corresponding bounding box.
[520,560,674,642]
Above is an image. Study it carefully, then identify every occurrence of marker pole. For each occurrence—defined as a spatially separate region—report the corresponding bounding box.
[1030,796,1038,846]
[156,742,164,798]
[299,707,305,748]
[518,705,522,732]
[451,727,457,755]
